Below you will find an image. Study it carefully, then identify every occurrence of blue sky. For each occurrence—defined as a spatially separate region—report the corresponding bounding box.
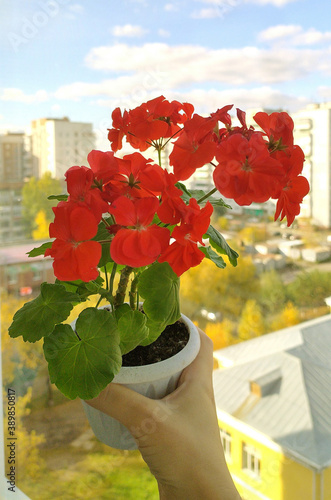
[1,0,331,147]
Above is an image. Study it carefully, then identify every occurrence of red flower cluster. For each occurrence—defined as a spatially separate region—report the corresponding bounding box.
[46,97,309,282]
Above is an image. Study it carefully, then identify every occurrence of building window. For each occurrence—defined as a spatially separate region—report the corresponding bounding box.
[31,264,42,281]
[220,428,232,460]
[7,266,18,285]
[242,442,261,479]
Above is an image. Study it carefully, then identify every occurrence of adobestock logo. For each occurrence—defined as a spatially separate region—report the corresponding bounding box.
[8,0,73,53]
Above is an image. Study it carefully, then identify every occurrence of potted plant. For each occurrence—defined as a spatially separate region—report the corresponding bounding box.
[9,96,309,449]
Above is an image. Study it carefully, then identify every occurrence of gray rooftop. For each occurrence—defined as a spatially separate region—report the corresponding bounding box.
[213,315,331,470]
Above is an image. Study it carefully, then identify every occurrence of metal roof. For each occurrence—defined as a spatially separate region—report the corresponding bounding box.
[213,315,331,469]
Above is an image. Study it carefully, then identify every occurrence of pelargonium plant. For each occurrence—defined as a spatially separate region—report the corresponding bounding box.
[9,96,309,400]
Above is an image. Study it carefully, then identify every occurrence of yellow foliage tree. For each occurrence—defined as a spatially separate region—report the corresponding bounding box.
[238,299,266,341]
[205,319,237,350]
[271,301,300,331]
[180,256,259,319]
[14,388,46,480]
[239,226,267,244]
[217,216,229,230]
[32,209,50,240]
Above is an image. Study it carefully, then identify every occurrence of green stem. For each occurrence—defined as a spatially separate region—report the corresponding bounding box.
[104,266,109,291]
[162,128,182,148]
[129,274,139,310]
[109,263,118,297]
[114,266,133,308]
[95,295,104,309]
[158,147,162,167]
[197,187,218,204]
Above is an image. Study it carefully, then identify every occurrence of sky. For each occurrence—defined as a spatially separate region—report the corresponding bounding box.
[1,0,331,148]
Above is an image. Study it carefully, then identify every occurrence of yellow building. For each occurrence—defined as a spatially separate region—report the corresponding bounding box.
[213,315,331,500]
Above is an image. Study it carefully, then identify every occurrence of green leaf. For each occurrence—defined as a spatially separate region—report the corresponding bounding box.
[27,242,52,257]
[56,278,104,300]
[205,225,239,267]
[48,194,68,201]
[138,262,180,326]
[176,183,232,209]
[43,308,122,400]
[117,310,149,355]
[9,283,81,342]
[93,219,113,268]
[140,318,165,346]
[200,246,226,269]
[209,198,232,209]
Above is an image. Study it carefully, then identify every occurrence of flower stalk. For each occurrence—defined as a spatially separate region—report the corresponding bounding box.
[114,266,133,308]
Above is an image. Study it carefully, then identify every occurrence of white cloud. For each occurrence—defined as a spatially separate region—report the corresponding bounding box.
[0,88,48,103]
[158,28,171,38]
[175,87,308,114]
[259,24,331,46]
[191,8,221,18]
[91,86,308,116]
[318,86,331,99]
[111,24,148,38]
[84,42,328,86]
[245,0,299,5]
[68,4,85,14]
[164,3,179,11]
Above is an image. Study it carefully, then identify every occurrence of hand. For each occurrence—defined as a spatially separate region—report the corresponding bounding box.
[86,330,241,500]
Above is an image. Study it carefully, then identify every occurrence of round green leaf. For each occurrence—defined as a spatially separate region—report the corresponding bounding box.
[43,308,122,400]
[9,283,80,342]
[118,310,149,355]
[138,262,180,325]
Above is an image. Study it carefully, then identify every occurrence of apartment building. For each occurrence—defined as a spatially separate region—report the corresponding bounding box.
[30,117,95,180]
[0,133,30,244]
[292,103,331,227]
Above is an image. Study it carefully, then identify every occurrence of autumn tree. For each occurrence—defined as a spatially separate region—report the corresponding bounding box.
[238,226,267,245]
[21,173,62,237]
[180,256,259,320]
[205,319,237,350]
[238,299,266,341]
[271,302,300,331]
[32,209,50,240]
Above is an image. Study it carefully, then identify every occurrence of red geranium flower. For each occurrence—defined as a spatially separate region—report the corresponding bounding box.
[159,199,213,276]
[109,196,170,267]
[157,171,186,225]
[214,133,284,205]
[87,150,119,185]
[65,165,109,221]
[274,176,310,226]
[254,111,294,150]
[45,202,101,282]
[107,107,130,152]
[170,114,217,180]
[105,152,164,202]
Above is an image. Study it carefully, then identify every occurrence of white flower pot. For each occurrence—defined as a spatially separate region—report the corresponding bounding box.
[81,314,200,450]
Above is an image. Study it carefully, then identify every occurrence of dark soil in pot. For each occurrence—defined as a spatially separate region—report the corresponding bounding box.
[122,319,190,367]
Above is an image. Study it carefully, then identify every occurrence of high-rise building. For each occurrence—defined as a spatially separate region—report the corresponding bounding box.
[0,133,29,244]
[292,103,331,227]
[30,117,95,180]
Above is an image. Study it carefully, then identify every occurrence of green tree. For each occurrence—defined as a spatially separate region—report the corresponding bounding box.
[238,299,266,341]
[258,269,288,314]
[21,173,62,237]
[287,270,331,307]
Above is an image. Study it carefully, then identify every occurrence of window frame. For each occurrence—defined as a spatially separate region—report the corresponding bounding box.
[242,442,261,480]
[220,428,232,461]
